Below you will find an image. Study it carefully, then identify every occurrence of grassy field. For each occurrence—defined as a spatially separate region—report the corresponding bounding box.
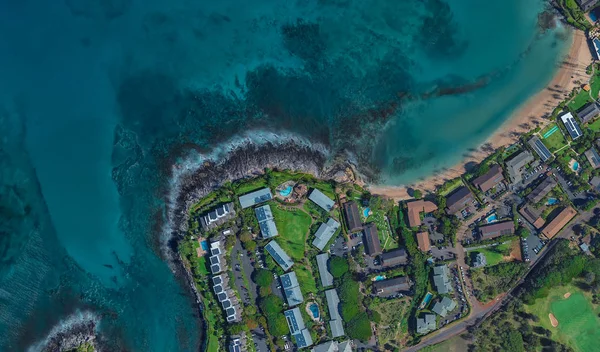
[589,117,600,132]
[525,284,600,352]
[420,336,470,352]
[373,298,411,348]
[471,240,514,266]
[364,207,397,250]
[568,90,591,111]
[439,178,464,196]
[270,205,312,260]
[540,123,568,152]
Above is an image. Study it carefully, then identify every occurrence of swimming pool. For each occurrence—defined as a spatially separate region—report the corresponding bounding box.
[363,207,370,218]
[419,292,433,309]
[309,303,319,319]
[547,198,558,205]
[486,214,497,223]
[374,275,386,281]
[572,161,580,171]
[279,185,293,197]
[200,241,208,251]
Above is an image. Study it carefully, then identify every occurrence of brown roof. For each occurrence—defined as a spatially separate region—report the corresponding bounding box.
[363,223,382,256]
[416,232,430,252]
[406,200,438,227]
[527,177,557,204]
[542,207,577,239]
[479,221,514,239]
[472,164,505,192]
[343,201,362,233]
[518,206,545,229]
[446,186,474,214]
[381,248,408,267]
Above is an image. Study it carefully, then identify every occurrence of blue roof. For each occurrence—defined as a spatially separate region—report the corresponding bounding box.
[308,189,335,211]
[265,241,294,271]
[284,308,305,334]
[239,188,272,208]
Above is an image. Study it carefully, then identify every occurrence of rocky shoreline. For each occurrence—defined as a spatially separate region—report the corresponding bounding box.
[165,139,358,352]
[35,312,99,352]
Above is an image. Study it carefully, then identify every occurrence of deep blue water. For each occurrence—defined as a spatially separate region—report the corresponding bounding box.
[0,0,571,350]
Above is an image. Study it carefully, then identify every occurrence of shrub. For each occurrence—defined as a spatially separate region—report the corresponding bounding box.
[330,256,349,278]
[254,269,274,288]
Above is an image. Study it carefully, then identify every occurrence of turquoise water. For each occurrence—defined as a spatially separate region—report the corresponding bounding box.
[486,214,498,223]
[309,303,320,319]
[0,0,571,350]
[363,207,371,218]
[279,186,293,197]
[547,198,558,205]
[201,241,209,251]
[573,161,580,171]
[374,275,386,281]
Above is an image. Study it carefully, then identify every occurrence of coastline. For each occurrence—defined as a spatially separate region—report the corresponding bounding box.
[370,28,593,201]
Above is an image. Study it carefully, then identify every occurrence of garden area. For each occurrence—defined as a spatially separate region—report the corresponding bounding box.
[468,239,516,267]
[371,297,411,348]
[539,123,568,153]
[471,261,528,303]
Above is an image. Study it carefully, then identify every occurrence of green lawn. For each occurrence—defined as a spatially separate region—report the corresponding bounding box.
[438,178,464,196]
[470,240,514,266]
[295,265,318,294]
[568,90,592,111]
[540,123,568,152]
[234,178,269,196]
[420,336,470,352]
[525,284,600,352]
[589,117,600,132]
[365,208,397,250]
[270,205,312,260]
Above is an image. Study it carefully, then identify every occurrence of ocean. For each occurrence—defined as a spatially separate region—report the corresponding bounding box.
[0,0,570,350]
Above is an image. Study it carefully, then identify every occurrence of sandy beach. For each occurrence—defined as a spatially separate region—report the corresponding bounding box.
[371,29,593,201]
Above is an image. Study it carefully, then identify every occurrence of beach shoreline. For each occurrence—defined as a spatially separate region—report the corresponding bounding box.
[370,29,593,201]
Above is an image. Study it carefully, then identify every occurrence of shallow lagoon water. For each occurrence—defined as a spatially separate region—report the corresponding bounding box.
[0,0,571,350]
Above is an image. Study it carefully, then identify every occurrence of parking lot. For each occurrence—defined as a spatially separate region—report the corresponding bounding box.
[522,234,545,264]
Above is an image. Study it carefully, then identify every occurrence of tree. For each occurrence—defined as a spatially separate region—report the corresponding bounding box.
[254,269,274,288]
[413,189,423,199]
[239,231,252,243]
[516,226,530,238]
[330,256,349,278]
[224,235,236,250]
[244,240,257,251]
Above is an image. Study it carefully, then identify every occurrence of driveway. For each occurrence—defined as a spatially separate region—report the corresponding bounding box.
[231,240,257,305]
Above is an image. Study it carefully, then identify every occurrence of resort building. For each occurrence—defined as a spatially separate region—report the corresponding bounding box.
[284,308,313,349]
[416,232,431,252]
[560,112,583,140]
[373,276,412,297]
[432,265,453,294]
[406,199,438,227]
[308,189,335,212]
[362,223,382,256]
[342,201,362,233]
[576,0,600,12]
[541,207,577,239]
[212,275,243,323]
[431,297,457,317]
[280,271,304,307]
[479,221,514,239]
[209,240,226,274]
[519,205,545,228]
[381,248,408,267]
[199,202,236,232]
[527,176,557,204]
[577,102,600,123]
[228,335,244,352]
[585,148,600,169]
[265,241,294,271]
[416,314,436,334]
[528,136,552,162]
[255,204,278,239]
[445,186,474,215]
[471,164,505,192]
[316,253,334,288]
[506,151,534,184]
[311,340,352,352]
[238,187,273,209]
[325,289,345,338]
[312,218,341,251]
[472,253,487,268]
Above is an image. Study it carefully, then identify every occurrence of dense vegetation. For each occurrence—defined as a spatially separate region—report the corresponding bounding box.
[329,256,349,278]
[471,261,527,303]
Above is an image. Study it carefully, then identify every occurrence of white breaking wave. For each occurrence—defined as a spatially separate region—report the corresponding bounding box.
[161,129,330,257]
[27,310,99,352]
